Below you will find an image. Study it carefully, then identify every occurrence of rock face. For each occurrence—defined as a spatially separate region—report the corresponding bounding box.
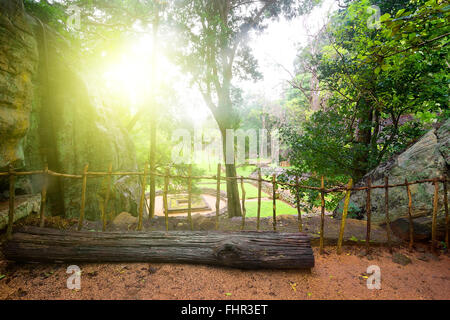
[334,119,449,238]
[112,212,138,228]
[0,0,140,222]
[0,194,40,230]
[392,253,412,266]
[0,0,38,169]
[390,215,447,242]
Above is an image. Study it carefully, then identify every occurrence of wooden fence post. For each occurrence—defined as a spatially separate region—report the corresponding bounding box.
[256,168,262,231]
[337,178,353,255]
[39,164,48,228]
[77,164,89,231]
[272,174,277,231]
[431,178,439,253]
[7,165,15,239]
[240,177,246,230]
[149,163,155,220]
[385,176,392,253]
[163,168,170,231]
[319,176,325,254]
[296,175,303,232]
[405,178,414,250]
[102,163,113,231]
[444,179,449,249]
[365,177,371,255]
[215,163,221,230]
[137,163,149,231]
[188,164,194,231]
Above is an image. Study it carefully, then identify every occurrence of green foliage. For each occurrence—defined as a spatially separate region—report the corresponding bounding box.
[279,0,448,211]
[282,0,449,181]
[347,202,361,219]
[236,164,258,177]
[24,0,70,34]
[166,0,318,126]
[22,0,448,211]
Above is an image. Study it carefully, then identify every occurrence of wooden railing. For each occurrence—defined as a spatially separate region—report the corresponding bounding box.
[1,164,448,255]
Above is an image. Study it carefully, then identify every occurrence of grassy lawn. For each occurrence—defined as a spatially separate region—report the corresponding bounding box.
[195,162,258,178]
[244,200,298,217]
[196,181,268,199]
[195,163,264,198]
[236,164,257,177]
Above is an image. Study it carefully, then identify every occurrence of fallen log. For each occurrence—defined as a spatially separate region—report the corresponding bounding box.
[2,227,314,269]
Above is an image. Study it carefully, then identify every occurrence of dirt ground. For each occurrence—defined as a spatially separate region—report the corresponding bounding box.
[1,245,449,300]
[0,212,448,300]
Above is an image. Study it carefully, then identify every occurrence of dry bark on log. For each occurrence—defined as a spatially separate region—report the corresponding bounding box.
[2,227,314,269]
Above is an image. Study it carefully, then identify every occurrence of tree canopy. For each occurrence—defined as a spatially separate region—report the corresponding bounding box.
[278,0,448,210]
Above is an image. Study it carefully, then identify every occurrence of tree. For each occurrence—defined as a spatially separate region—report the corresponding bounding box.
[283,0,449,181]
[278,0,448,212]
[167,0,317,217]
[25,0,199,217]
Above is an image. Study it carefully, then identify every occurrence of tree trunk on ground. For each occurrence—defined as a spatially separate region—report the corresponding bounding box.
[2,227,315,269]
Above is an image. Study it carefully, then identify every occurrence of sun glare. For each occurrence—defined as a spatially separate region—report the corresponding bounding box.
[99,35,212,126]
[101,35,164,109]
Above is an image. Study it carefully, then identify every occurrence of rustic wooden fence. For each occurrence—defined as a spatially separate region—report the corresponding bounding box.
[1,164,448,255]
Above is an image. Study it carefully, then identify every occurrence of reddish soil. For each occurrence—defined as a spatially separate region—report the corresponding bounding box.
[1,246,449,300]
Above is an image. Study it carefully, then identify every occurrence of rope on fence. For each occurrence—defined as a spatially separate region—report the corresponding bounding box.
[2,168,447,192]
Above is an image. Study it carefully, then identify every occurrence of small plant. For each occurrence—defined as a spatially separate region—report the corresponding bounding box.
[347,202,361,219]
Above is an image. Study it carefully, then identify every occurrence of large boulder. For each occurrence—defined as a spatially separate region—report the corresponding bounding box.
[0,194,41,230]
[334,119,449,239]
[112,212,138,228]
[0,0,141,222]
